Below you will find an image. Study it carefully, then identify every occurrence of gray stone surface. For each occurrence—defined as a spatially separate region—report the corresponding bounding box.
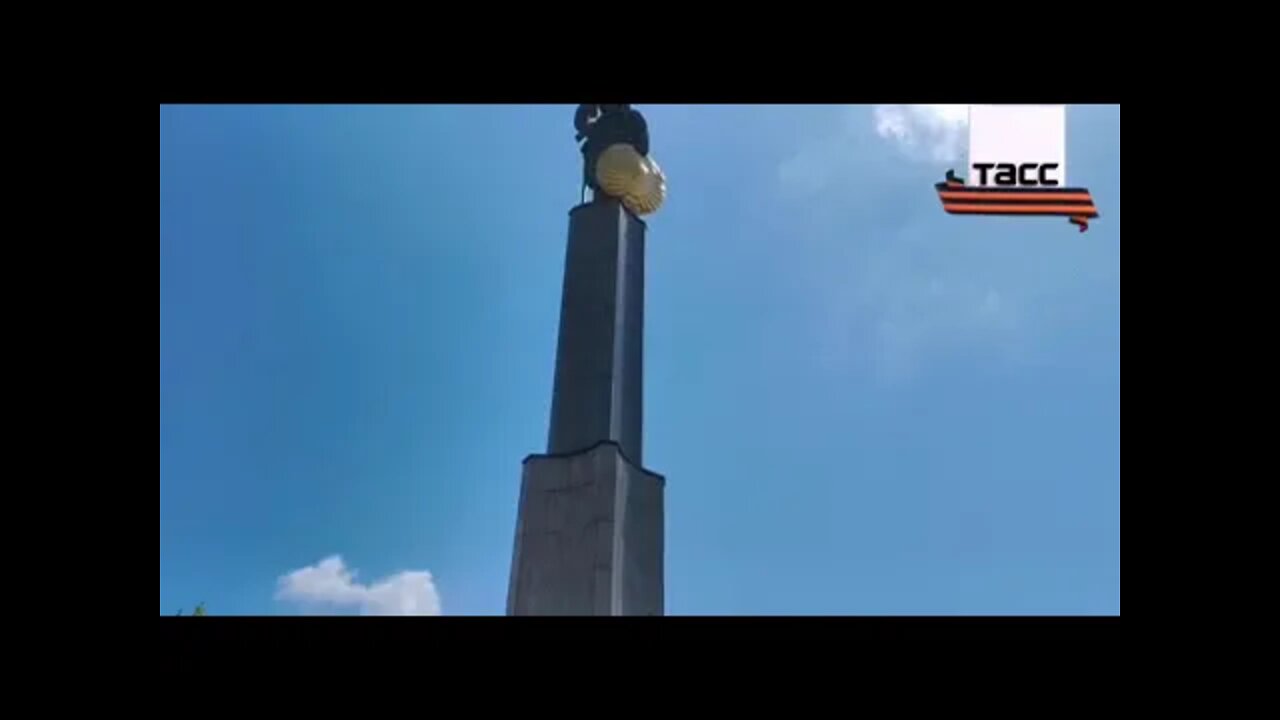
[508,194,664,616]
[507,442,664,616]
[546,199,646,464]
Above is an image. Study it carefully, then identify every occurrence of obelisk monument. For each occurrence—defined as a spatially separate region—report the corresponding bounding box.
[506,105,667,616]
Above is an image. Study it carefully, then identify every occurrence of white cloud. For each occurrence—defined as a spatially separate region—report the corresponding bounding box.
[275,555,442,616]
[777,106,970,200]
[872,105,969,163]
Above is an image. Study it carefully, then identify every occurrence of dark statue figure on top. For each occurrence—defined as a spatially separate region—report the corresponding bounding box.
[574,104,650,201]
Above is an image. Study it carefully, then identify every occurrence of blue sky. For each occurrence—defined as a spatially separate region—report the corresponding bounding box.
[159,104,1120,615]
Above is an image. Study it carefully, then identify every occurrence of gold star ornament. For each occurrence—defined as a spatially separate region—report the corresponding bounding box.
[594,143,667,216]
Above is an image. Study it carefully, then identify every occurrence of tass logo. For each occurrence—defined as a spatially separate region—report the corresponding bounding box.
[971,162,1060,187]
[934,106,1099,232]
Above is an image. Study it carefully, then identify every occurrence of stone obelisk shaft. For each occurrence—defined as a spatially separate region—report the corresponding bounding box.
[506,197,665,616]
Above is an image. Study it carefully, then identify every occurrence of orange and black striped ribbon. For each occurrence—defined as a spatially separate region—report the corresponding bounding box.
[936,170,1099,232]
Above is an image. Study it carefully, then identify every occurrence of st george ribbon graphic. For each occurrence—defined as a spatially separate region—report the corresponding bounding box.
[935,169,1100,232]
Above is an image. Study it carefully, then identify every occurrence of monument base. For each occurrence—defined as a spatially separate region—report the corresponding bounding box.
[506,441,664,616]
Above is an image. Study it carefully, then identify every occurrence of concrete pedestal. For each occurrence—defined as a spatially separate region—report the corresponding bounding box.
[506,441,664,616]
